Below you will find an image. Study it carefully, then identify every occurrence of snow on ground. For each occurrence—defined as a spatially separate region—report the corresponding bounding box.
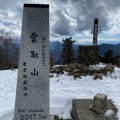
[0,69,17,120]
[104,109,114,117]
[0,64,120,120]
[89,63,106,69]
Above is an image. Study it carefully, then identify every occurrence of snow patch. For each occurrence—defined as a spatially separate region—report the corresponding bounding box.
[104,109,114,117]
[89,63,106,69]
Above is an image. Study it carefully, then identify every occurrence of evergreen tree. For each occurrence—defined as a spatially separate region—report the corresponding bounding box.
[104,49,113,63]
[102,49,119,65]
[61,37,75,65]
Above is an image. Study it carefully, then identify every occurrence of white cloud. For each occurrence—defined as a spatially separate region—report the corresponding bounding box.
[0,0,120,43]
[75,38,92,44]
[98,37,119,41]
[83,30,93,37]
[75,34,82,37]
[103,8,120,36]
[50,31,60,37]
[75,37,120,45]
[50,37,62,42]
[0,0,49,38]
[8,10,16,18]
[104,25,120,36]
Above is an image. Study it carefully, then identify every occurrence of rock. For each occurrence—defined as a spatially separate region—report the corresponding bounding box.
[73,63,79,67]
[104,66,114,74]
[65,68,72,72]
[89,93,107,114]
[54,68,61,74]
[60,66,66,71]
[93,74,102,80]
[54,116,59,120]
[72,98,118,120]
[50,116,54,120]
[73,73,81,79]
[60,71,64,74]
[55,69,60,73]
[69,64,76,70]
[49,116,59,120]
[89,69,97,75]
[77,64,86,70]
[49,63,115,78]
[49,74,54,78]
[67,72,73,76]
[97,68,108,75]
[106,64,117,68]
[73,69,79,73]
[50,69,55,73]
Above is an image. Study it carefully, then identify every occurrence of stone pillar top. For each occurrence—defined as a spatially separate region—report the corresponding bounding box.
[94,93,107,99]
[24,4,49,8]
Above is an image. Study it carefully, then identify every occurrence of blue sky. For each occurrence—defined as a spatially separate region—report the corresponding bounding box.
[0,0,120,45]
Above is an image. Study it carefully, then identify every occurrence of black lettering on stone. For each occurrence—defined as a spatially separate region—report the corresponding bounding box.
[22,109,25,112]
[25,114,29,120]
[42,37,45,40]
[23,68,27,72]
[95,27,97,30]
[31,68,39,76]
[30,32,38,43]
[30,51,39,59]
[23,74,27,78]
[23,80,27,85]
[18,109,21,112]
[42,37,46,66]
[23,93,27,96]
[23,62,27,66]
[39,114,47,119]
[23,87,27,91]
[20,115,24,120]
[95,24,98,27]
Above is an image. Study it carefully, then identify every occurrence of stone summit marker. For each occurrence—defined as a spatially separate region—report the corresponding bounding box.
[14,4,49,120]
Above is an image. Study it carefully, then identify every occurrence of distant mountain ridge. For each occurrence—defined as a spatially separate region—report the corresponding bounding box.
[99,43,120,56]
[50,41,120,63]
[50,41,120,56]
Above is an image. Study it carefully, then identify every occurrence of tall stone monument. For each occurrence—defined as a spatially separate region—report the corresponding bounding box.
[78,19,99,65]
[93,18,98,45]
[14,4,49,120]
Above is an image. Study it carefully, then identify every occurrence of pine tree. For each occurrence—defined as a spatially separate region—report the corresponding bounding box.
[104,49,113,63]
[61,37,75,65]
[103,49,118,65]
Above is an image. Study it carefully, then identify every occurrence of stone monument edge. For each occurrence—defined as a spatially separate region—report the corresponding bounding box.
[24,3,49,8]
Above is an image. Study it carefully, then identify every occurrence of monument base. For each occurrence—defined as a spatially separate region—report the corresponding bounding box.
[72,99,118,120]
[78,45,99,65]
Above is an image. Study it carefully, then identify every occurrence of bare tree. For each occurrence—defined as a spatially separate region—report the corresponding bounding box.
[0,30,19,69]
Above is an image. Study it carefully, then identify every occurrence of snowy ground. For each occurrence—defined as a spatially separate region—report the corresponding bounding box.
[0,63,120,120]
